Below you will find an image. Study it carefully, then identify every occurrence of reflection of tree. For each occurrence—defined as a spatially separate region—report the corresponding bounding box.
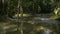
[0,0,60,34]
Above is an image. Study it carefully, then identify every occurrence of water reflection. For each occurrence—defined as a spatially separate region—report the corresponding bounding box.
[0,14,59,34]
[43,29,52,34]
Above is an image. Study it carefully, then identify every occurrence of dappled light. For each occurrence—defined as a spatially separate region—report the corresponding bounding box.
[0,0,60,34]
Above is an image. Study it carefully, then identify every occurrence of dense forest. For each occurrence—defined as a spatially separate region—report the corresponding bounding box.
[0,0,60,21]
[0,0,60,34]
[0,0,60,14]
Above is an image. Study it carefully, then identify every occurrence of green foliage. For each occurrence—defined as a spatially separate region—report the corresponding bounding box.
[0,0,60,34]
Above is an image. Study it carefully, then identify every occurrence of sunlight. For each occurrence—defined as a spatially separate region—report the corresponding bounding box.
[14,14,31,17]
[54,7,60,15]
